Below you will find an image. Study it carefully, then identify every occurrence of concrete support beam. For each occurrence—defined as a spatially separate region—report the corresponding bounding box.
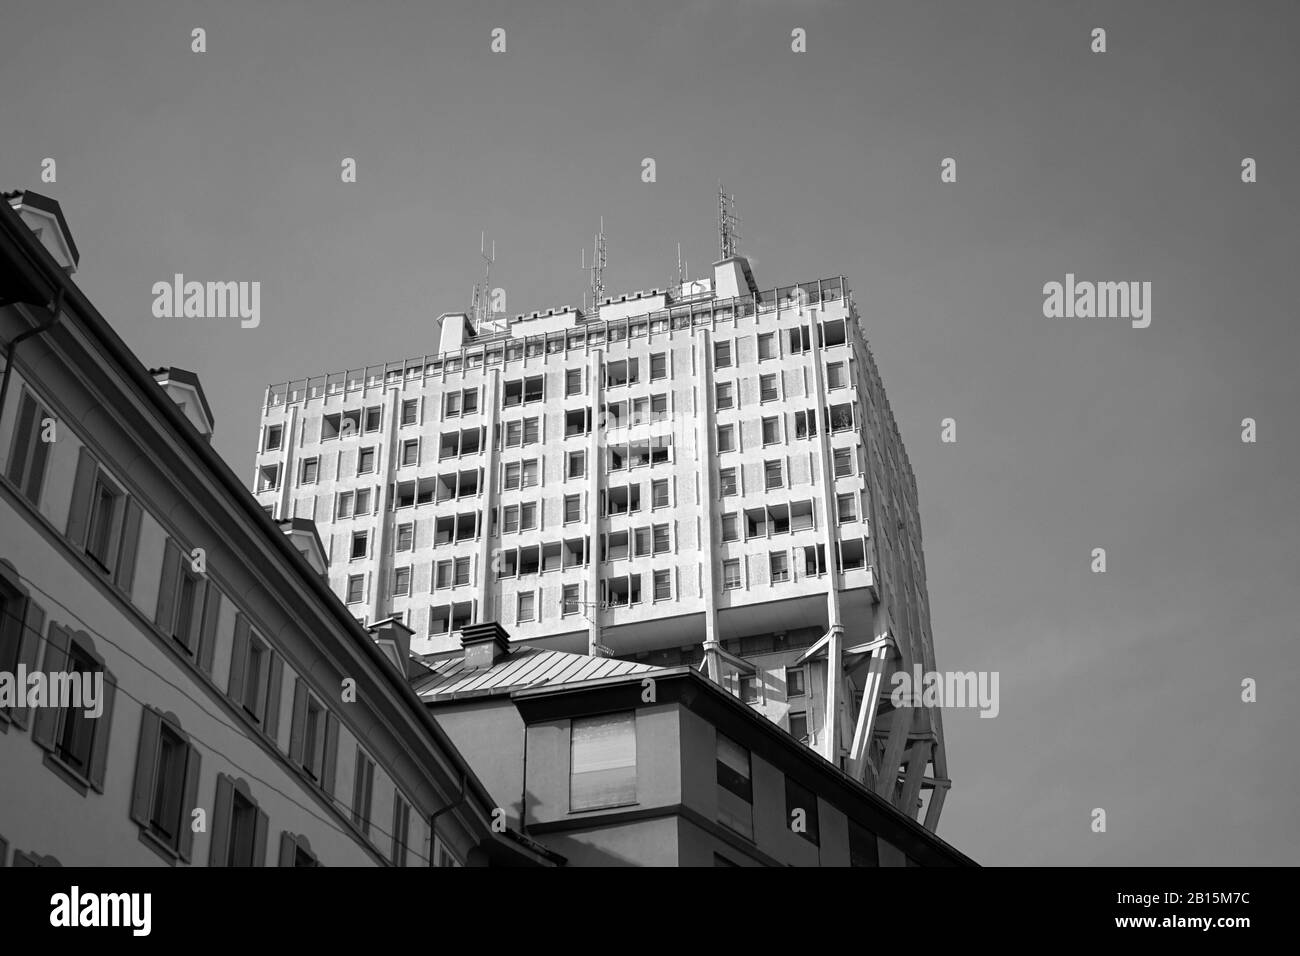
[875,704,912,800]
[898,740,932,819]
[848,644,890,781]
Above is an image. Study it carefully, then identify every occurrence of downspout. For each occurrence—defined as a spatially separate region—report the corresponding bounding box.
[428,771,467,863]
[0,287,64,425]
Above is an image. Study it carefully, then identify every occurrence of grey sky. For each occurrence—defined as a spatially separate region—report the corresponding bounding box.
[3,0,1296,864]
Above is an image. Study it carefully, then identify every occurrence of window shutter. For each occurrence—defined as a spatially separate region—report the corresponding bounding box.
[321,712,339,796]
[12,598,45,729]
[88,668,116,793]
[209,774,233,867]
[155,540,181,630]
[65,448,98,548]
[114,499,143,593]
[31,624,71,751]
[5,392,35,485]
[227,614,250,704]
[263,653,284,745]
[197,586,221,676]
[288,678,308,765]
[279,831,296,867]
[130,707,162,827]
[178,744,201,863]
[252,807,269,867]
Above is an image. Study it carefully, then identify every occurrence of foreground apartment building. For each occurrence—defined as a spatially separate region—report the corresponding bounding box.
[0,191,554,867]
[418,622,973,866]
[256,249,951,830]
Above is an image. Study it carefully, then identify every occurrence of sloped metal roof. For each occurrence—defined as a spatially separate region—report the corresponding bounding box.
[415,646,657,701]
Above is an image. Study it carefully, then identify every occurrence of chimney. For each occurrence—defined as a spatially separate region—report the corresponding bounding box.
[459,621,512,670]
[150,367,215,442]
[367,617,414,674]
[5,190,79,274]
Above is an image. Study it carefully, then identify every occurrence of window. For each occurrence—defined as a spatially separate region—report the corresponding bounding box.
[565,408,591,437]
[517,591,535,623]
[354,488,371,514]
[633,527,652,558]
[789,711,809,746]
[722,559,741,591]
[444,392,462,417]
[786,778,820,845]
[352,751,375,837]
[787,666,806,698]
[764,460,783,490]
[649,352,667,380]
[357,447,376,475]
[829,403,855,432]
[453,557,471,587]
[351,531,368,560]
[762,417,780,445]
[396,523,414,552]
[651,478,669,509]
[652,524,670,554]
[714,341,732,369]
[564,494,581,523]
[523,418,540,445]
[346,574,365,604]
[570,712,636,811]
[279,832,319,867]
[834,447,853,477]
[716,733,753,839]
[7,391,52,504]
[788,326,811,354]
[721,513,738,542]
[567,450,586,479]
[716,424,735,453]
[605,359,637,388]
[291,678,338,790]
[155,541,220,664]
[300,457,319,484]
[562,584,581,616]
[321,412,341,440]
[130,708,201,861]
[758,332,776,360]
[364,406,382,433]
[826,362,847,389]
[759,373,779,402]
[434,561,452,590]
[31,625,116,793]
[820,318,847,347]
[740,675,760,703]
[770,551,789,583]
[257,463,280,493]
[211,775,268,867]
[565,368,584,396]
[401,398,419,426]
[715,382,733,410]
[393,567,411,596]
[804,544,827,576]
[401,440,419,467]
[84,473,124,574]
[391,795,411,866]
[228,619,283,734]
[504,462,521,490]
[462,389,479,415]
[719,468,737,497]
[653,569,671,601]
[837,493,857,523]
[264,424,283,451]
[505,421,523,448]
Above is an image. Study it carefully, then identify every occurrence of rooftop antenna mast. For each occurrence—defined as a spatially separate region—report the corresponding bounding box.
[718,183,740,260]
[581,218,607,313]
[471,231,496,329]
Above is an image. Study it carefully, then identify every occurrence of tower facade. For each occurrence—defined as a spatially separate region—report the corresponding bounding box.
[255,256,949,829]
